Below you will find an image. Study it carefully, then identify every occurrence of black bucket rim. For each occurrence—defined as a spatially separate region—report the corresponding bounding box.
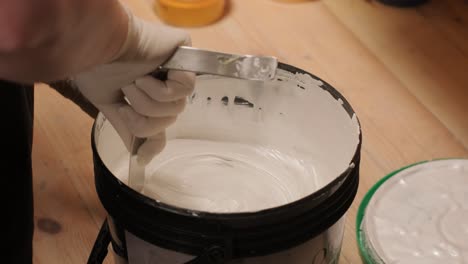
[91,62,362,259]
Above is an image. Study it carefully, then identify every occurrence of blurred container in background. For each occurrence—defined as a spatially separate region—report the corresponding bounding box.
[154,0,226,27]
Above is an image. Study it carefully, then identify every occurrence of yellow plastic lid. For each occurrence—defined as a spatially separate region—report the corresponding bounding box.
[154,0,225,27]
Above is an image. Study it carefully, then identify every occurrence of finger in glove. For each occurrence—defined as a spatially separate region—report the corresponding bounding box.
[121,83,186,117]
[135,70,195,102]
[118,105,177,138]
[137,132,167,165]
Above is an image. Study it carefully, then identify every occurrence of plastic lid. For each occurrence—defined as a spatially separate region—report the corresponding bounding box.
[154,0,225,27]
[357,159,468,264]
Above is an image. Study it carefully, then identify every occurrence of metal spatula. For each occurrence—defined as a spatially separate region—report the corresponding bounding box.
[128,46,278,192]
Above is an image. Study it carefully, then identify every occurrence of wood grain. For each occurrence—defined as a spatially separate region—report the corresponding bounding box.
[32,0,468,263]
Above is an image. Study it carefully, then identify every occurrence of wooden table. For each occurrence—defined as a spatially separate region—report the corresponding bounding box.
[33,0,468,263]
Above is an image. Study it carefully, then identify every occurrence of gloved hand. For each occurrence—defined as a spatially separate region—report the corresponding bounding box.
[73,6,195,165]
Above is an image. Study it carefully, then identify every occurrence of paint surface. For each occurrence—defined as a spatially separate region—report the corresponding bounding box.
[364,159,468,263]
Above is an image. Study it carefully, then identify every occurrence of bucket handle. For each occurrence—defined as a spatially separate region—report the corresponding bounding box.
[87,219,227,264]
[88,219,112,264]
[185,245,227,264]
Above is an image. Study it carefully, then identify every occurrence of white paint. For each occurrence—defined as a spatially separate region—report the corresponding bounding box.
[363,159,468,264]
[96,68,360,213]
[114,139,316,212]
[234,56,275,80]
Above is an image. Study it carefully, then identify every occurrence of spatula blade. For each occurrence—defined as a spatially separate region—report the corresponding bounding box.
[161,46,278,81]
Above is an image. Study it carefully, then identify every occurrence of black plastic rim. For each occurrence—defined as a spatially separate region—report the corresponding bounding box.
[92,62,362,259]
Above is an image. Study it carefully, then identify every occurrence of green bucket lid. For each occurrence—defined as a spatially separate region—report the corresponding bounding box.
[357,159,468,264]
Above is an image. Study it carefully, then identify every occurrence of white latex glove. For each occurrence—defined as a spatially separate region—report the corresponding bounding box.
[74,6,195,165]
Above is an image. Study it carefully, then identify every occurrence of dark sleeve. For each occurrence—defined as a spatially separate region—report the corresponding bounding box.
[47,80,99,119]
[0,80,34,263]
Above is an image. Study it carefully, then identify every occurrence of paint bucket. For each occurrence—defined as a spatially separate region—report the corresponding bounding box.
[88,63,362,264]
[357,159,468,263]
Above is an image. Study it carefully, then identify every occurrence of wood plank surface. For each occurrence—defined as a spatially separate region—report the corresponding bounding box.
[32,0,468,263]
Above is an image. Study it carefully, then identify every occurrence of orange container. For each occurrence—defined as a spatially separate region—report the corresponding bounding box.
[154,0,225,27]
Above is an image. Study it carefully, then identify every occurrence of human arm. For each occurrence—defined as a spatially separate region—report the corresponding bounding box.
[0,0,128,83]
[0,0,195,164]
